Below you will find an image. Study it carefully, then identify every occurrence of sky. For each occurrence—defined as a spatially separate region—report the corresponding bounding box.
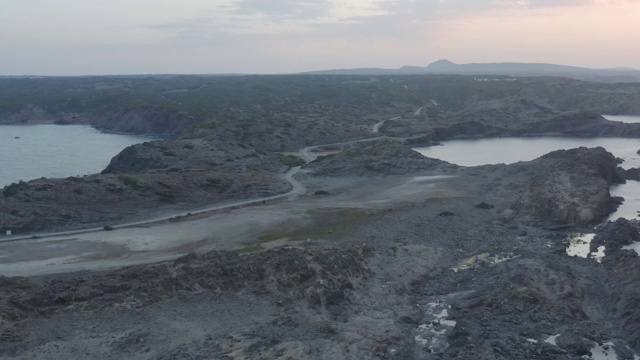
[1,0,640,75]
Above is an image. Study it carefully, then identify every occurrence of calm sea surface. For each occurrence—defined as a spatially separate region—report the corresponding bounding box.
[414,137,640,168]
[414,113,640,167]
[603,115,640,123]
[0,125,152,187]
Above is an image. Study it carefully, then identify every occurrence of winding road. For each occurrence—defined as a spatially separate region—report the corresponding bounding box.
[0,107,455,276]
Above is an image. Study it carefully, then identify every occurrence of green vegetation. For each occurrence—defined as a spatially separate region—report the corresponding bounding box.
[1,74,637,123]
[65,176,84,183]
[236,244,266,254]
[280,155,306,167]
[156,181,173,189]
[155,191,176,203]
[1,74,639,153]
[119,146,138,156]
[117,175,139,187]
[319,326,339,335]
[258,208,367,242]
[2,181,28,197]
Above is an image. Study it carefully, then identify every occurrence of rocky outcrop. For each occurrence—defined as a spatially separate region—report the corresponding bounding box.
[622,168,640,181]
[0,246,371,342]
[431,120,506,140]
[520,111,637,137]
[102,139,282,174]
[0,105,60,124]
[592,218,640,252]
[587,220,640,349]
[92,108,199,136]
[505,147,625,225]
[0,106,199,136]
[0,170,290,233]
[386,110,640,142]
[303,139,457,177]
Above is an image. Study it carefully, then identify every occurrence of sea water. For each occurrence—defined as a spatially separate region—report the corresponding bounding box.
[0,124,153,187]
[603,115,640,123]
[414,137,640,168]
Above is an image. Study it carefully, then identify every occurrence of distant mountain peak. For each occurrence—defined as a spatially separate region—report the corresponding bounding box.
[425,59,458,70]
[300,60,640,83]
[431,59,456,66]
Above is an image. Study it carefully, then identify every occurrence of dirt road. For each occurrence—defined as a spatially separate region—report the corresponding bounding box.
[0,173,464,276]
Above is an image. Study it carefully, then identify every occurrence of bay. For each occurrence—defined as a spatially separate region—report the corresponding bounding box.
[414,137,640,168]
[0,125,153,187]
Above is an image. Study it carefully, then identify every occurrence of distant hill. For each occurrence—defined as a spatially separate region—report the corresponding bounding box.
[302,60,640,83]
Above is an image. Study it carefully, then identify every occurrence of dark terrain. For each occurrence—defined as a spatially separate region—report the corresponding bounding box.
[1,74,640,359]
[304,59,640,83]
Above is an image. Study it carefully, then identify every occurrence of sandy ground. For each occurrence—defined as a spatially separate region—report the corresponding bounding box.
[0,173,467,277]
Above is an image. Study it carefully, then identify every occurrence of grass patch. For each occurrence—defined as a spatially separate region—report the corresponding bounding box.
[236,244,265,254]
[156,181,173,189]
[258,208,367,242]
[118,175,139,187]
[280,155,306,167]
[2,181,28,197]
[65,176,84,183]
[156,191,176,204]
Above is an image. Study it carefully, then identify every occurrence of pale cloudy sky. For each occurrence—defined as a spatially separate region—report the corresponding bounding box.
[1,0,639,75]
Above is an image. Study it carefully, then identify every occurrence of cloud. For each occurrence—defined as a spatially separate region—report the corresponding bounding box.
[148,0,399,37]
[525,0,594,8]
[233,0,333,19]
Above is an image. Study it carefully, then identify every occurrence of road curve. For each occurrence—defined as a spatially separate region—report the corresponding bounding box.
[1,108,421,243]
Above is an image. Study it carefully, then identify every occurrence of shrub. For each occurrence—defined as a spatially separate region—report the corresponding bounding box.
[120,146,138,156]
[156,191,176,203]
[475,202,495,209]
[280,155,305,167]
[2,181,27,197]
[118,175,139,187]
[66,176,84,183]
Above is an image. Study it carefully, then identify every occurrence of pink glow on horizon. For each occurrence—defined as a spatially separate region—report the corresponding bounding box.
[430,1,640,68]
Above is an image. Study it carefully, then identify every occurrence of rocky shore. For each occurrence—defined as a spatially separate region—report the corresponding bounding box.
[2,140,640,359]
[2,74,640,359]
[0,139,289,233]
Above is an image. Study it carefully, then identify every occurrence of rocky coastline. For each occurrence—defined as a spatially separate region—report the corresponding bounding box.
[2,74,640,359]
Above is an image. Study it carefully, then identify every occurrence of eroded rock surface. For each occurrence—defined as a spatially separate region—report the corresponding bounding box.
[502,147,625,225]
[0,171,289,233]
[303,139,457,177]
